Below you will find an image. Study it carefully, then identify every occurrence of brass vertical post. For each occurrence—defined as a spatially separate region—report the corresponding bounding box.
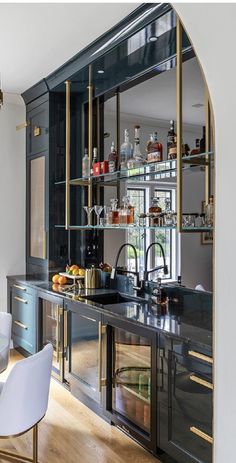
[88,65,93,208]
[116,90,120,201]
[96,97,100,204]
[65,80,71,230]
[205,88,211,205]
[33,424,38,463]
[176,18,183,233]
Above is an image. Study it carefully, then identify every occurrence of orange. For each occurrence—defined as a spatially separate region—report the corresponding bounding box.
[52,274,60,284]
[58,276,68,285]
[52,283,60,292]
[70,265,79,271]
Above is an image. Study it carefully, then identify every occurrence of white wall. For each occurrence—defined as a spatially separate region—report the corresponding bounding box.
[0,94,25,311]
[174,3,236,462]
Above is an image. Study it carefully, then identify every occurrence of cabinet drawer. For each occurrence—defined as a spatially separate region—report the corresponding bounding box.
[12,294,36,354]
[12,282,35,298]
[27,101,49,155]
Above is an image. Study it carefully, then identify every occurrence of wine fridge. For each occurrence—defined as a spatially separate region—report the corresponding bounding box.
[102,316,157,450]
[39,292,64,382]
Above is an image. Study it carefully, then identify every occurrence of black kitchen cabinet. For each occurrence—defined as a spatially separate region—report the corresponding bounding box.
[63,300,103,413]
[26,95,49,157]
[158,334,213,463]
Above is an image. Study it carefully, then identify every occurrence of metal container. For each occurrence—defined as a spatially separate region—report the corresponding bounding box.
[85,268,102,289]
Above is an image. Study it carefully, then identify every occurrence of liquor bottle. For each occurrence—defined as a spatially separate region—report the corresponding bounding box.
[110,198,119,225]
[120,129,133,170]
[91,147,98,175]
[146,132,163,163]
[82,148,90,178]
[108,141,118,173]
[127,125,144,168]
[149,197,162,226]
[200,126,206,153]
[167,120,176,154]
[191,139,200,156]
[168,136,177,160]
[119,196,135,225]
[205,195,214,227]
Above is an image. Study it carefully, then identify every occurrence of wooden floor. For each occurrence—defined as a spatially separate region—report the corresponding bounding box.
[0,350,160,463]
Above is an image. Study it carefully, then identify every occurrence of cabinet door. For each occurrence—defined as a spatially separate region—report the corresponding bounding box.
[27,153,48,264]
[159,337,213,463]
[103,316,157,451]
[11,289,36,354]
[27,100,49,156]
[64,303,102,404]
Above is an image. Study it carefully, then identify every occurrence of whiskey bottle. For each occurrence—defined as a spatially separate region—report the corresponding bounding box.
[167,120,176,154]
[147,132,163,163]
[200,126,206,153]
[108,141,118,173]
[120,129,133,170]
[91,147,98,175]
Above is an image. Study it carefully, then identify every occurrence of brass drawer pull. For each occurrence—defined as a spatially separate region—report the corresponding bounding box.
[188,350,213,364]
[190,426,213,444]
[14,320,28,330]
[14,296,28,304]
[13,284,26,292]
[190,375,213,390]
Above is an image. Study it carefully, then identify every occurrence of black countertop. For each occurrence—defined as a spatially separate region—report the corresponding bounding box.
[7,275,212,350]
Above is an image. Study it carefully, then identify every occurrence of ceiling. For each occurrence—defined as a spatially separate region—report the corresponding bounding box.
[105,57,205,126]
[0,3,139,95]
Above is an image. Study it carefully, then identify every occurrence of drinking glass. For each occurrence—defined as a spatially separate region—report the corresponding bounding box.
[83,206,94,226]
[94,205,104,226]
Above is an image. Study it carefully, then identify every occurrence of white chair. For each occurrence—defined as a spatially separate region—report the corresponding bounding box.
[0,312,12,373]
[0,343,53,463]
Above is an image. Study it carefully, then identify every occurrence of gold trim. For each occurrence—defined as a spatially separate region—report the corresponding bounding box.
[176,17,183,233]
[65,80,71,230]
[56,305,60,363]
[33,126,41,137]
[116,91,120,201]
[189,374,213,390]
[205,88,211,205]
[88,65,93,208]
[0,423,39,463]
[188,350,213,364]
[190,426,213,444]
[14,296,27,304]
[98,323,107,392]
[64,310,68,348]
[14,320,28,330]
[43,231,47,260]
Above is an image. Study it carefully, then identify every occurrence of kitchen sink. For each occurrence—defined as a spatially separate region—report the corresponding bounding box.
[82,292,146,306]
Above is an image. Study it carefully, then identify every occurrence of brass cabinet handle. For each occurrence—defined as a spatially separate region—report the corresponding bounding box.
[14,320,28,330]
[64,310,68,348]
[13,284,26,291]
[190,375,213,390]
[188,350,213,364]
[56,305,60,363]
[33,126,41,137]
[190,426,213,445]
[98,322,107,391]
[14,296,28,304]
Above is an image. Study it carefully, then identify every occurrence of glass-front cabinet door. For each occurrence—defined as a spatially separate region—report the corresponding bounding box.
[103,316,156,451]
[39,292,64,382]
[64,301,102,405]
[27,153,48,265]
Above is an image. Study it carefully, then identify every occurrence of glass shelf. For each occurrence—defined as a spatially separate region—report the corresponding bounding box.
[54,151,214,186]
[55,224,213,232]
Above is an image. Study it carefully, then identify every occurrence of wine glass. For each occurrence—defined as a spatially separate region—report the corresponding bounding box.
[94,205,104,226]
[83,206,94,226]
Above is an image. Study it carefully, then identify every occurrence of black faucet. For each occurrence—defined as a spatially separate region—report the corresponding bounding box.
[110,243,140,289]
[144,242,168,282]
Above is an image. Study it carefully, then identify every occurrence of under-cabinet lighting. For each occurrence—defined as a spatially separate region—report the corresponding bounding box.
[149,36,158,42]
[98,70,104,74]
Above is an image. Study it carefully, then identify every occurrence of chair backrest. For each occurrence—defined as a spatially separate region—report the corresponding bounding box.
[0,312,12,372]
[0,343,53,436]
[0,312,12,343]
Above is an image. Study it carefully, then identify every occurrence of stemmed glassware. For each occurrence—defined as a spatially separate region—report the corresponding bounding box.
[83,206,94,226]
[94,205,104,226]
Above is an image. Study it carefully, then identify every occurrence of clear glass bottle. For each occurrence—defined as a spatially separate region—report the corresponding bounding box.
[91,147,98,175]
[205,195,214,226]
[108,141,118,173]
[119,196,135,225]
[149,197,162,226]
[127,125,144,168]
[120,129,133,170]
[82,148,90,178]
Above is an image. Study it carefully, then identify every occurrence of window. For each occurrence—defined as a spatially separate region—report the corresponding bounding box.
[126,185,177,281]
